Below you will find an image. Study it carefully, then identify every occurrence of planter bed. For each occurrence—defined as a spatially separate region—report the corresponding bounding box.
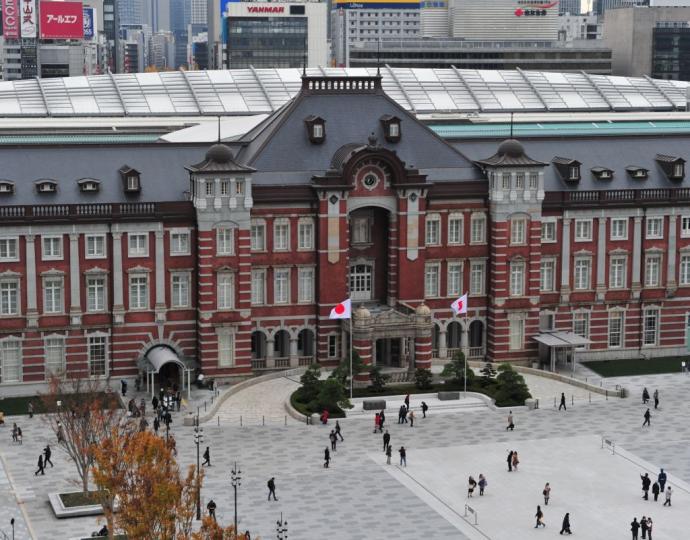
[50,491,106,518]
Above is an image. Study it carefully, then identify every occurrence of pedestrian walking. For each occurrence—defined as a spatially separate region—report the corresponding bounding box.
[330,430,337,451]
[506,411,515,431]
[507,450,513,472]
[512,450,520,472]
[404,394,410,410]
[34,454,45,476]
[559,393,567,411]
[374,413,381,433]
[139,398,146,417]
[16,426,22,444]
[121,379,127,397]
[383,430,390,452]
[202,446,211,466]
[641,516,648,540]
[267,477,278,500]
[153,417,160,435]
[56,421,64,444]
[399,446,407,467]
[478,474,487,496]
[44,445,54,468]
[408,409,415,427]
[335,420,344,441]
[559,512,572,535]
[643,408,651,427]
[399,405,407,424]
[139,416,148,432]
[379,410,385,430]
[207,499,217,521]
[175,391,181,412]
[385,445,392,464]
[324,448,331,468]
[631,517,640,540]
[652,481,660,502]
[653,389,659,410]
[647,517,653,540]
[663,486,672,506]
[543,482,551,505]
[535,505,545,528]
[642,388,650,404]
[658,469,667,493]
[28,402,34,419]
[641,473,651,500]
[11,423,17,442]
[421,401,428,418]
[467,476,477,497]
[152,396,159,410]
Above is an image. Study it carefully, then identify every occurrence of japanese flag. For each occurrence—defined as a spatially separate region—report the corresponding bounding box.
[329,299,352,319]
[450,293,468,315]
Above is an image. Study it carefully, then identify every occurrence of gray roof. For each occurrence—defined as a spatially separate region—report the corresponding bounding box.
[454,137,690,191]
[0,68,688,117]
[0,144,209,205]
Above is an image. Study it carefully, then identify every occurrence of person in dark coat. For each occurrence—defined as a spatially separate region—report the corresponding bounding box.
[267,477,278,500]
[329,430,337,451]
[335,420,344,441]
[653,389,659,409]
[657,469,667,493]
[324,448,331,468]
[152,396,159,410]
[652,481,660,501]
[383,430,390,452]
[641,516,649,540]
[44,445,54,467]
[399,446,407,467]
[559,392,567,411]
[202,446,211,467]
[379,410,385,430]
[421,401,428,418]
[507,450,514,472]
[559,512,572,535]
[385,445,392,465]
[153,417,160,435]
[642,388,650,404]
[34,454,45,475]
[404,394,410,410]
[534,505,545,528]
[631,518,640,540]
[643,408,651,427]
[641,473,651,500]
[206,499,217,521]
[121,379,127,397]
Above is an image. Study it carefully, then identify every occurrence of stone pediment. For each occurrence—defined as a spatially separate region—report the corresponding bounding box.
[373,309,412,326]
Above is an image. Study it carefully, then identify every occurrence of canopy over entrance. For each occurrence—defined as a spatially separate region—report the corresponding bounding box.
[142,345,195,400]
[533,331,591,373]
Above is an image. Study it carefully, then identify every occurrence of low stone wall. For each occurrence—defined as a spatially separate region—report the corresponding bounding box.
[284,394,310,424]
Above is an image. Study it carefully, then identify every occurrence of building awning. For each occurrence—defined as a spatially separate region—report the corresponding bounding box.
[533,331,591,347]
[145,346,185,373]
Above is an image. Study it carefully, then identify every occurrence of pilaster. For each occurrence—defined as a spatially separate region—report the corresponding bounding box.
[632,216,642,298]
[69,233,82,326]
[154,229,166,322]
[112,232,125,324]
[25,234,38,327]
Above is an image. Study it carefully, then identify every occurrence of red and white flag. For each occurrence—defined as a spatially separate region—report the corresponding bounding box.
[450,293,468,315]
[329,298,352,319]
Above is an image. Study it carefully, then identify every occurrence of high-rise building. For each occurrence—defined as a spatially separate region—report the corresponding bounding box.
[118,0,146,25]
[191,0,207,24]
[560,0,582,14]
[150,30,175,68]
[420,0,449,37]
[170,0,191,67]
[595,0,648,16]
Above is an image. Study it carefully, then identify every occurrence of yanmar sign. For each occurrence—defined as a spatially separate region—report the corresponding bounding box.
[247,5,285,13]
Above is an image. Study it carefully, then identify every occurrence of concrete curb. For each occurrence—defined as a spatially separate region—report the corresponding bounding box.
[284,394,310,424]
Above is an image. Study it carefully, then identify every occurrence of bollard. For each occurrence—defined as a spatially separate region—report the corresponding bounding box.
[605,389,608,400]
[285,415,287,426]
[262,415,265,426]
[240,415,243,427]
[211,395,214,404]
[571,395,574,406]
[204,401,207,412]
[217,415,220,427]
[589,392,591,403]
[553,396,557,408]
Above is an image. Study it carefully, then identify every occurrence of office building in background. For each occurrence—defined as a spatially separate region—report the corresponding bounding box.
[450,0,560,39]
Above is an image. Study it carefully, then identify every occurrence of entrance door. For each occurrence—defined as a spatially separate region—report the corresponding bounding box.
[350,264,373,301]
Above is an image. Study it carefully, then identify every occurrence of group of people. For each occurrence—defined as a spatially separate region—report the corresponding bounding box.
[533,505,572,534]
[11,423,23,444]
[467,474,487,497]
[506,450,520,472]
[639,469,673,506]
[34,444,53,476]
[631,516,655,540]
[642,387,660,409]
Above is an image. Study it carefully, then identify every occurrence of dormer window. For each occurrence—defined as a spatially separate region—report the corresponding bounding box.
[552,157,581,183]
[626,166,648,180]
[0,181,14,194]
[36,180,57,193]
[380,115,401,143]
[119,165,141,193]
[591,167,613,180]
[304,115,326,144]
[78,179,100,193]
[656,154,685,180]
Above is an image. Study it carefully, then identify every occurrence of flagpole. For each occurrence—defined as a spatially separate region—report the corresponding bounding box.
[464,310,468,399]
[349,317,353,399]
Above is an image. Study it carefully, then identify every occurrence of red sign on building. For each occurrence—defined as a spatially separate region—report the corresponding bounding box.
[2,0,19,39]
[39,1,83,39]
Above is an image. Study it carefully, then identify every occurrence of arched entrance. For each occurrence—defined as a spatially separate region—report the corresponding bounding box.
[251,330,267,369]
[469,320,485,359]
[446,321,462,356]
[297,329,315,360]
[348,206,390,304]
[142,345,193,400]
[432,323,441,357]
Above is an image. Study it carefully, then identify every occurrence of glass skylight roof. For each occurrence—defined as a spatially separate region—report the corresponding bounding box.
[0,67,685,117]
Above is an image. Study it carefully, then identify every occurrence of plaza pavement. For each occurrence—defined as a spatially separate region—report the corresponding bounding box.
[1,369,689,539]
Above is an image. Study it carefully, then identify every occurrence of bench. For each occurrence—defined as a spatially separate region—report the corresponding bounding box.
[363,399,386,411]
[438,391,460,400]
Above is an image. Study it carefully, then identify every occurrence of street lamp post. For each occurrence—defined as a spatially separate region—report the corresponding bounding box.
[10,518,15,540]
[276,512,288,540]
[194,420,204,521]
[231,461,242,537]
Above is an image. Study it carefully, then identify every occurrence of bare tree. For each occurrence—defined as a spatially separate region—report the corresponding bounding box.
[40,375,122,494]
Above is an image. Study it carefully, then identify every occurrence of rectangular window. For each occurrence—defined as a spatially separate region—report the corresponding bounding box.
[509,319,524,351]
[515,173,525,189]
[608,311,623,348]
[86,276,106,312]
[609,257,626,289]
[611,218,628,240]
[129,275,148,310]
[681,216,690,238]
[574,220,592,241]
[352,217,372,244]
[250,221,266,251]
[448,215,464,245]
[218,332,234,367]
[236,180,244,195]
[540,259,555,292]
[0,238,18,261]
[274,220,290,251]
[425,215,440,246]
[540,311,554,331]
[220,180,229,196]
[45,337,65,377]
[643,309,659,346]
[171,273,190,308]
[251,270,266,305]
[216,228,234,256]
[170,231,190,255]
[217,273,234,310]
[511,219,526,245]
[42,236,63,260]
[298,220,314,250]
[88,335,107,376]
[681,255,690,285]
[0,339,21,382]
[205,182,214,196]
[541,221,556,243]
[424,263,440,298]
[510,261,525,296]
[43,277,63,313]
[328,335,338,358]
[470,261,485,295]
[501,173,511,190]
[274,268,290,304]
[128,233,148,257]
[646,217,663,239]
[645,256,661,287]
[573,311,590,340]
[0,281,19,315]
[470,215,486,244]
[529,173,539,189]
[85,234,106,259]
[447,262,463,297]
[298,267,314,303]
[574,258,591,290]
